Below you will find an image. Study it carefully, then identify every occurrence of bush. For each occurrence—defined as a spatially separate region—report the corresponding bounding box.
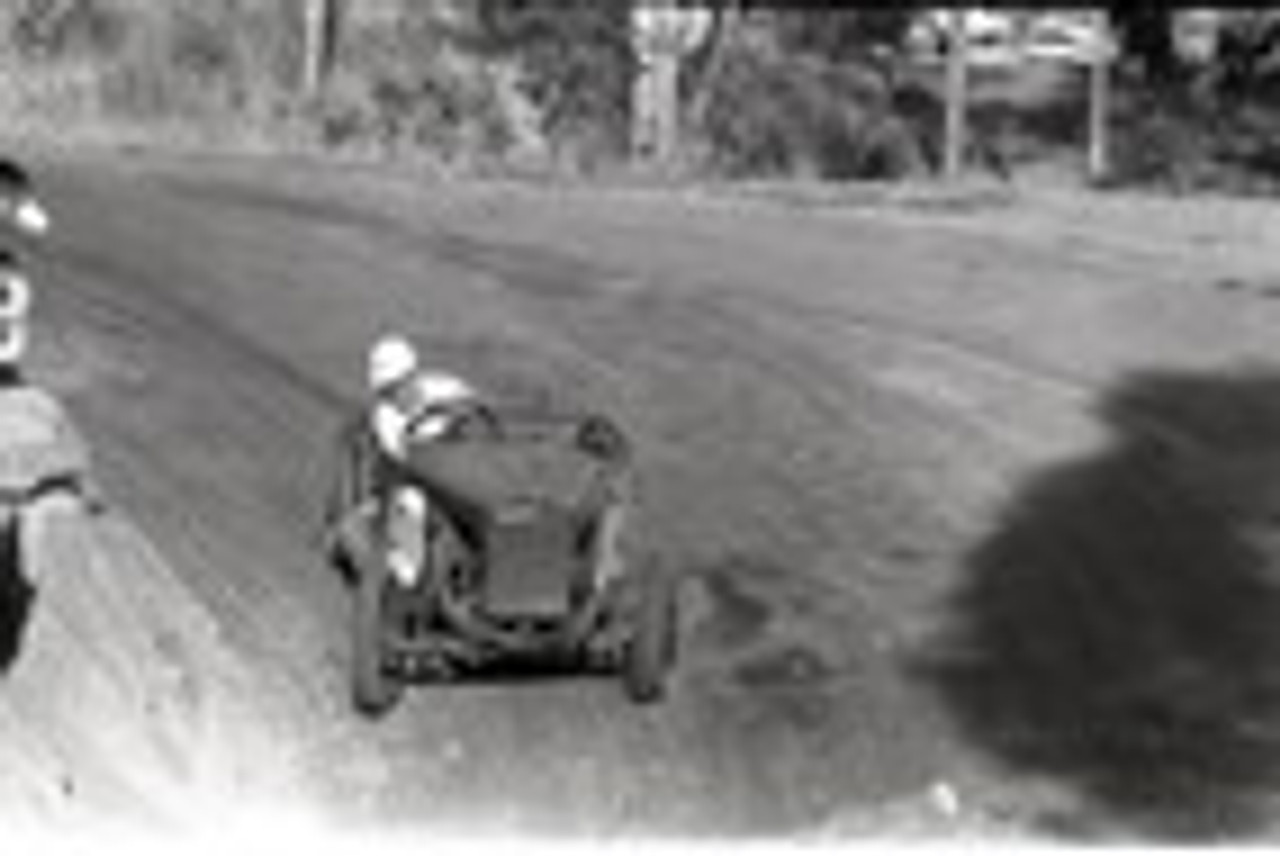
[686,17,925,180]
[95,0,303,122]
[8,0,126,59]
[1103,73,1280,195]
[473,0,636,172]
[317,64,512,160]
[314,9,515,162]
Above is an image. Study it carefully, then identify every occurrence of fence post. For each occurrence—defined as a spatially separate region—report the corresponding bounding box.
[631,2,712,171]
[943,10,970,181]
[1086,11,1112,184]
[302,0,335,99]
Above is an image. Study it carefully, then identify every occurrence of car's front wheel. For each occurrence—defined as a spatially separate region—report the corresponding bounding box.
[622,570,678,704]
[352,555,403,718]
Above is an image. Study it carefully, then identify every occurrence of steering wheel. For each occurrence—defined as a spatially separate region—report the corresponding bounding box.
[439,400,503,442]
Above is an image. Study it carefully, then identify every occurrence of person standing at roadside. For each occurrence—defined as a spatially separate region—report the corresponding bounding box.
[0,158,51,389]
[0,159,50,239]
[0,252,32,389]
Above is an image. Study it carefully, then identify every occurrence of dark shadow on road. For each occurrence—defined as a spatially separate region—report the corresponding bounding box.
[0,513,33,673]
[912,369,1280,841]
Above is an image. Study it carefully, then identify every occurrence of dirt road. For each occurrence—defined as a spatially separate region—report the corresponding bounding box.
[7,149,1280,841]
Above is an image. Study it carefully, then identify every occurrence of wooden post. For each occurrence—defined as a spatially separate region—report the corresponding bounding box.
[943,10,970,181]
[302,0,334,99]
[631,4,657,162]
[1086,11,1111,183]
[651,48,680,166]
[632,3,711,170]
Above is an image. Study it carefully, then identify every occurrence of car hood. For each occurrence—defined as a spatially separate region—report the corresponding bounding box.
[399,409,625,524]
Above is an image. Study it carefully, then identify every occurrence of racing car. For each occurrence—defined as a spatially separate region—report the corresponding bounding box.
[323,398,679,717]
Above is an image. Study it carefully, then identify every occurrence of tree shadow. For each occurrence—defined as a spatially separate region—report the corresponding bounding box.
[912,369,1280,841]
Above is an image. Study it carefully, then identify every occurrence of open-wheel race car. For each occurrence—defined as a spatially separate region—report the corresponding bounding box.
[323,397,679,717]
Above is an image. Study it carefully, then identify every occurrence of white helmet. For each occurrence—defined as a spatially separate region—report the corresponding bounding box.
[13,198,50,236]
[367,334,419,392]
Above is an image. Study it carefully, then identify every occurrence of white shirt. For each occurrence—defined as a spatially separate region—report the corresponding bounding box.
[371,371,476,460]
[0,273,31,366]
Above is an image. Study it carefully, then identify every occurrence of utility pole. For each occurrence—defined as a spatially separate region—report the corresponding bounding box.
[943,10,970,181]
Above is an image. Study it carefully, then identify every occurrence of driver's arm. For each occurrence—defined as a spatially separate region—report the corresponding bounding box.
[372,401,408,460]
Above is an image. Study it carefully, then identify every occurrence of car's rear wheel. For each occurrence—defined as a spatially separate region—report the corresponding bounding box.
[623,570,678,704]
[353,552,403,718]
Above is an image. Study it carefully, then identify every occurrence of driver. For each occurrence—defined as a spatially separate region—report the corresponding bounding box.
[367,334,478,462]
[366,334,479,586]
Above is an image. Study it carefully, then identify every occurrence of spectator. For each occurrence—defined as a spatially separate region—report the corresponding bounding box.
[0,252,32,388]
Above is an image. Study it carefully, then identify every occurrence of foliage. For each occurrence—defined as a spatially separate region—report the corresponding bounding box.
[1103,10,1280,193]
[97,1,302,120]
[7,0,126,59]
[316,12,514,160]
[684,10,931,180]
[1106,5,1182,87]
[9,2,1280,193]
[1209,10,1280,105]
[771,7,916,68]
[472,0,637,169]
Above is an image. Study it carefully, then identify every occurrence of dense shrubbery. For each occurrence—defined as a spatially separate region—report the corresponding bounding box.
[2,0,308,135]
[681,11,928,180]
[676,7,1280,190]
[1103,12,1280,194]
[1,0,519,157]
[1105,84,1280,195]
[0,0,634,167]
[686,23,879,178]
[691,7,1280,192]
[98,2,300,120]
[681,9,1032,182]
[471,0,636,170]
[311,9,514,161]
[5,2,1280,194]
[6,0,127,59]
